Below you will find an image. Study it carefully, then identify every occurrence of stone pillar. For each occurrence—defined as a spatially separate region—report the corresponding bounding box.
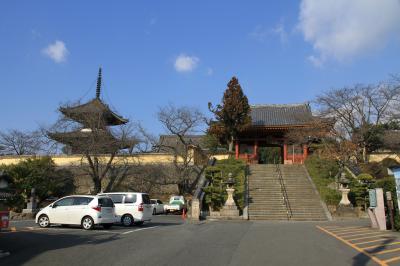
[373,188,387,230]
[254,140,258,156]
[191,199,200,221]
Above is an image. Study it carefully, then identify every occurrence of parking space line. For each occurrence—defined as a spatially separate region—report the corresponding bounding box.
[338,231,382,238]
[119,226,160,235]
[329,227,369,233]
[384,256,400,264]
[317,226,387,266]
[337,229,375,236]
[372,247,400,255]
[364,242,400,250]
[348,234,391,242]
[355,238,394,246]
[122,230,135,235]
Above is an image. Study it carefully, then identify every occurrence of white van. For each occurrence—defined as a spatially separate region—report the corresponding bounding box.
[99,192,152,226]
[36,195,116,230]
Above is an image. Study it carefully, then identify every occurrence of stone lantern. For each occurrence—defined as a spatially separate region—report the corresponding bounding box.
[220,173,239,217]
[338,173,352,206]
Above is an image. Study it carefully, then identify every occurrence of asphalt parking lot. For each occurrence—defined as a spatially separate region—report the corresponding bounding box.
[2,216,400,266]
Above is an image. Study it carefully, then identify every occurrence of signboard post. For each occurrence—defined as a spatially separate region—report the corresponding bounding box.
[390,167,400,213]
[369,189,377,208]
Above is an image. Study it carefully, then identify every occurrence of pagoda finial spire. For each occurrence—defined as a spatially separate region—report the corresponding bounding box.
[96,67,102,99]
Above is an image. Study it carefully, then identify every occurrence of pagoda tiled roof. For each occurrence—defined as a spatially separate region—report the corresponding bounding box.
[60,98,128,126]
[250,103,314,127]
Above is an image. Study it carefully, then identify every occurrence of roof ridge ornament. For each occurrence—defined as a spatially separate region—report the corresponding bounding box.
[96,67,102,99]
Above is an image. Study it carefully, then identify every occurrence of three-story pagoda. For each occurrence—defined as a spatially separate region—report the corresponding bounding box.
[49,68,130,154]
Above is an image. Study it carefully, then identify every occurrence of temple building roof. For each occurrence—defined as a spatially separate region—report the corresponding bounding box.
[59,67,128,127]
[60,98,128,126]
[250,103,314,127]
[49,129,135,153]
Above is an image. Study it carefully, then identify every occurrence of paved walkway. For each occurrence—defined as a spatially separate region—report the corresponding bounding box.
[2,217,400,266]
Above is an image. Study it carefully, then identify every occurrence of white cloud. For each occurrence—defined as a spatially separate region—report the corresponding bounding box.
[42,40,68,63]
[249,20,288,44]
[298,0,400,66]
[174,54,199,72]
[271,21,288,44]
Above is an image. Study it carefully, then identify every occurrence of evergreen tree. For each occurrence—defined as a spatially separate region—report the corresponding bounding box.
[208,77,251,152]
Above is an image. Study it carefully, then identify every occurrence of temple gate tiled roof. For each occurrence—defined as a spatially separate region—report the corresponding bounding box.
[250,103,314,126]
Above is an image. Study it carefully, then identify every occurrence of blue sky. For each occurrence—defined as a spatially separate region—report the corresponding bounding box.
[1,1,400,135]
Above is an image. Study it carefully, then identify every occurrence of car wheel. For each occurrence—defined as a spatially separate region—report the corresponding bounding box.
[38,215,50,228]
[134,221,144,226]
[103,223,113,229]
[121,214,133,227]
[153,208,156,215]
[81,216,94,230]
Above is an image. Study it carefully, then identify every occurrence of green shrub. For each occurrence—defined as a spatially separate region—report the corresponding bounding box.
[203,158,246,212]
[305,155,341,205]
[357,173,374,182]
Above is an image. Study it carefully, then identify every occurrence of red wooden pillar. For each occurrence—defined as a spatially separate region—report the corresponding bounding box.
[283,143,287,163]
[235,140,239,159]
[303,144,308,162]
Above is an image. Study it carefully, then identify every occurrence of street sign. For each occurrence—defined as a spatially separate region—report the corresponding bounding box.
[369,189,377,208]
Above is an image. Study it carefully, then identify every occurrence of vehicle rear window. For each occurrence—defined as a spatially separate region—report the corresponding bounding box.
[142,194,151,204]
[157,200,163,204]
[173,196,181,201]
[73,197,93,205]
[108,194,124,204]
[124,194,137,204]
[98,197,114,207]
[150,200,156,204]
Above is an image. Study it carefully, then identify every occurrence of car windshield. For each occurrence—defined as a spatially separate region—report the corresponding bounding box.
[150,200,156,204]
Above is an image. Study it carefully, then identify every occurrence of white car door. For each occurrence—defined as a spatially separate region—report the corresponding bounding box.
[69,197,93,224]
[49,197,74,224]
[156,200,164,214]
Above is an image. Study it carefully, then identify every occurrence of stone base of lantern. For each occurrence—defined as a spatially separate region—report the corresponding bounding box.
[335,205,358,218]
[220,205,240,217]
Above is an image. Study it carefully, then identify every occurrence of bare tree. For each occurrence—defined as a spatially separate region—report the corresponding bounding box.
[157,104,208,194]
[0,129,42,155]
[315,79,400,162]
[48,108,139,194]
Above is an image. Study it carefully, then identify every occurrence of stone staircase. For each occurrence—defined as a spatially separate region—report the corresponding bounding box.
[248,164,288,220]
[248,164,328,221]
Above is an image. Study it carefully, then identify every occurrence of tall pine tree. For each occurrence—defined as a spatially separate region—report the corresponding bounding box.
[208,77,251,152]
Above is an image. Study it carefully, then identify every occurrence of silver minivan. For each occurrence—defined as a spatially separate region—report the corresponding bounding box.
[99,192,152,226]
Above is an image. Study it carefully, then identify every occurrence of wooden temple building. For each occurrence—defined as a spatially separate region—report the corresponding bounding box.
[49,68,132,154]
[235,103,316,164]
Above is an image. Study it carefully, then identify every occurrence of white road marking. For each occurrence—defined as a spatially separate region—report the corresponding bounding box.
[121,226,159,235]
